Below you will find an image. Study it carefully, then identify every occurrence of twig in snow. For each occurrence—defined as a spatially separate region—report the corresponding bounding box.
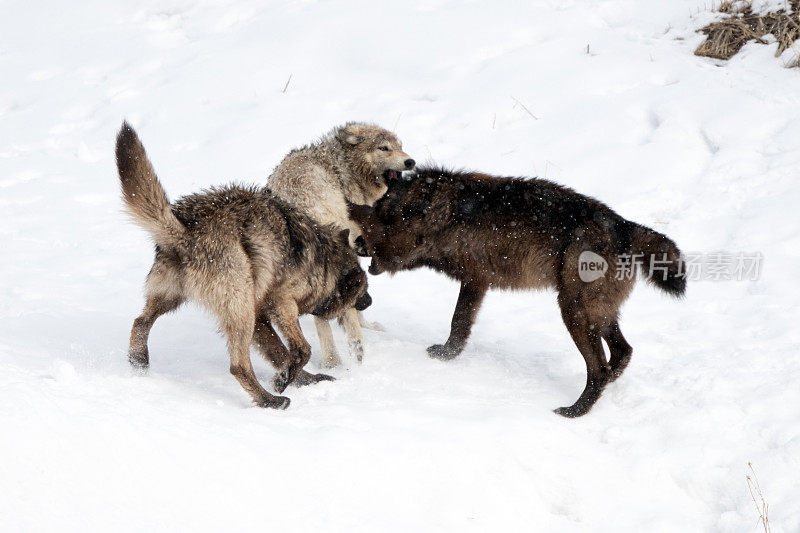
[393,112,403,132]
[282,74,292,93]
[511,96,538,120]
[746,462,771,533]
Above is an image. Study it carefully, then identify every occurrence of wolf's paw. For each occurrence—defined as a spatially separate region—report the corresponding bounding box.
[426,344,460,361]
[311,373,336,384]
[273,370,291,394]
[293,369,336,387]
[360,319,385,332]
[258,395,291,410]
[323,352,342,369]
[349,340,364,364]
[553,403,590,418]
[128,350,149,370]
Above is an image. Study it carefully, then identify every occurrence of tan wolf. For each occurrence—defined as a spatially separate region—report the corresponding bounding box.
[116,122,370,409]
[268,122,415,367]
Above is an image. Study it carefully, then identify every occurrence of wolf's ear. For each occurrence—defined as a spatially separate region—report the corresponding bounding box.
[348,202,373,224]
[338,229,350,244]
[337,126,364,145]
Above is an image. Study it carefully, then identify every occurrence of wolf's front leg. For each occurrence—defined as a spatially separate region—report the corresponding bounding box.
[427,281,488,360]
[271,300,312,390]
[314,316,342,368]
[338,307,365,364]
[253,316,333,392]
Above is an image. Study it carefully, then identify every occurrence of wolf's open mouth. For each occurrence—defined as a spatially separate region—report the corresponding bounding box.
[382,169,400,182]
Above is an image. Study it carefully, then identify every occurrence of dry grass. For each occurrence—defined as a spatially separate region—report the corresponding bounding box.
[746,462,771,533]
[695,0,800,63]
[281,73,292,93]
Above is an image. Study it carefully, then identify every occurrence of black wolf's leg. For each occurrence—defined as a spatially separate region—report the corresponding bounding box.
[427,281,487,360]
[603,320,632,382]
[554,298,612,418]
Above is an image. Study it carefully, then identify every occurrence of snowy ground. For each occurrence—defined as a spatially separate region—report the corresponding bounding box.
[2,1,799,531]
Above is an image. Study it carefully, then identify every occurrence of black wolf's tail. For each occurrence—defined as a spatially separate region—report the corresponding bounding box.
[115,122,186,248]
[627,221,686,297]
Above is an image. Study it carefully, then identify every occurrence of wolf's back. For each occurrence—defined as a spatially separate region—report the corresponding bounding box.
[115,122,186,248]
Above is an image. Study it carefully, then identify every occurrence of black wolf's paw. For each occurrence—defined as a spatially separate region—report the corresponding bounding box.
[426,344,460,361]
[553,404,590,418]
[354,236,369,257]
[258,395,291,410]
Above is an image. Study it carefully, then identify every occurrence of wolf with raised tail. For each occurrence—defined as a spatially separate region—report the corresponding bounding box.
[116,122,371,409]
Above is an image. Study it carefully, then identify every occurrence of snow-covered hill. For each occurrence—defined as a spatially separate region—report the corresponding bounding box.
[1,1,799,531]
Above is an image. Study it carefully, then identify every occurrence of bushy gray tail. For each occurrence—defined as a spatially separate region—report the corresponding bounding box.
[115,122,185,248]
[629,222,686,297]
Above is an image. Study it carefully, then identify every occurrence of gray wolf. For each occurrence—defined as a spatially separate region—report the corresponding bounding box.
[268,122,415,367]
[116,122,370,409]
[349,167,685,417]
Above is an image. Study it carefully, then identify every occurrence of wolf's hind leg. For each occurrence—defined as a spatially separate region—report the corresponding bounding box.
[338,307,365,364]
[358,311,384,332]
[314,316,342,368]
[603,320,632,382]
[128,294,184,369]
[554,298,612,418]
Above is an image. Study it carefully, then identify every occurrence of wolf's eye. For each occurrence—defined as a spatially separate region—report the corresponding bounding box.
[378,146,389,152]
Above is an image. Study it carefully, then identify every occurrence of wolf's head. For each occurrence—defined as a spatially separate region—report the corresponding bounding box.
[311,229,371,319]
[335,122,415,189]
[347,177,431,275]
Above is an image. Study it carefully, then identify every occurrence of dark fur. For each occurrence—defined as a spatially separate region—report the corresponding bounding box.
[116,122,369,409]
[350,167,685,417]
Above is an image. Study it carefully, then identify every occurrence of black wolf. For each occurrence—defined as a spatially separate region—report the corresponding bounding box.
[350,167,685,417]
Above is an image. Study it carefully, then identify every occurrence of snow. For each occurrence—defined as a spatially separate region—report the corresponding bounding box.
[746,1,795,15]
[1,0,799,531]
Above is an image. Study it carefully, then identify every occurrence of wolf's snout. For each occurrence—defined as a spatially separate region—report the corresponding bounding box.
[368,258,383,275]
[354,291,372,311]
[404,158,416,170]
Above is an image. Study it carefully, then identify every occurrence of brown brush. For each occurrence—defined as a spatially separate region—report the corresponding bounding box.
[695,1,800,62]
